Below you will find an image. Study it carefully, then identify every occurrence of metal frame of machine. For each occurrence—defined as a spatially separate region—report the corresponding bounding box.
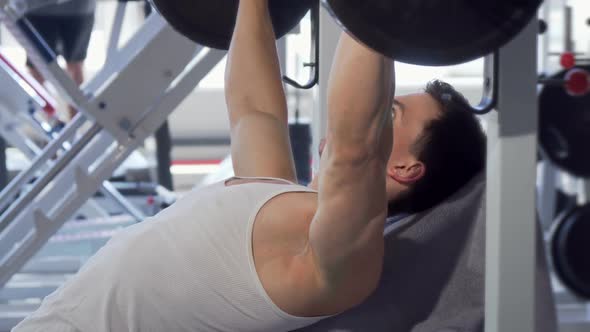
[0,48,152,223]
[483,21,540,332]
[0,2,225,328]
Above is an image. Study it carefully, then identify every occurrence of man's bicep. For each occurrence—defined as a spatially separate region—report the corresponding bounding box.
[230,111,297,181]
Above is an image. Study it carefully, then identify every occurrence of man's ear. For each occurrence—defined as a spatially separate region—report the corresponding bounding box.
[388,161,425,185]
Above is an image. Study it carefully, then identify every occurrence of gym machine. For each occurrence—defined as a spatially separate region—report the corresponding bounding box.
[0,6,169,297]
[0,49,150,223]
[535,2,590,330]
[0,0,225,328]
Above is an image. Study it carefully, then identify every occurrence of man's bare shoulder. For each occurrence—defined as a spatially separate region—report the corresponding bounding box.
[251,191,383,317]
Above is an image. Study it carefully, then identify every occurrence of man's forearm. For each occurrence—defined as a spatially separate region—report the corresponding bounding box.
[225,1,288,124]
[307,33,394,279]
[326,33,394,157]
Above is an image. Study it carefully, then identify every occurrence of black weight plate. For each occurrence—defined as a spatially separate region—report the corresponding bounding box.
[551,204,590,300]
[539,65,590,178]
[151,0,314,50]
[322,0,543,66]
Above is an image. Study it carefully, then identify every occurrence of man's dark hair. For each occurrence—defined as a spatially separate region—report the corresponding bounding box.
[389,79,486,216]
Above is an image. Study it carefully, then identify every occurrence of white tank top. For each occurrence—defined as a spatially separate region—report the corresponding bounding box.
[13,177,327,332]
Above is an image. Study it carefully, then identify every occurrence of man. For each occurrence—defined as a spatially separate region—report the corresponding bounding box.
[309,79,486,218]
[13,1,485,332]
[25,0,96,120]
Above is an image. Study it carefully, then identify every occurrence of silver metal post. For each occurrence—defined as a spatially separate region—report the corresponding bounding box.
[564,6,575,53]
[106,1,126,60]
[99,181,145,222]
[538,3,549,73]
[485,21,539,332]
[0,124,101,236]
[277,36,287,76]
[0,49,224,288]
[577,178,590,205]
[537,159,558,230]
[0,114,85,212]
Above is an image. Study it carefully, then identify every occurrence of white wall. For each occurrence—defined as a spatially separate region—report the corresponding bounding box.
[168,76,486,143]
